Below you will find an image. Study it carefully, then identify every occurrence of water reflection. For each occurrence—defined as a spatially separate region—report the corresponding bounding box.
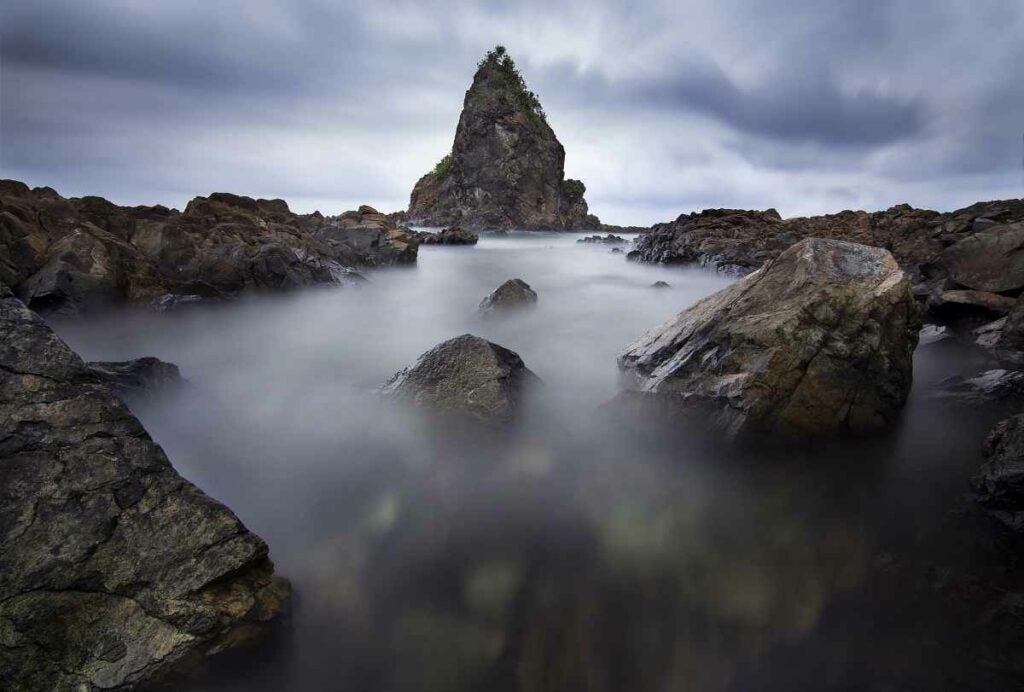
[51,234,1009,691]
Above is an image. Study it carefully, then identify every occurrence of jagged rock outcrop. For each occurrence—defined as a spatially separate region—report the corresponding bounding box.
[478,278,538,315]
[415,225,479,246]
[381,334,538,425]
[407,47,599,231]
[86,356,184,402]
[0,181,418,314]
[618,238,920,438]
[0,283,289,690]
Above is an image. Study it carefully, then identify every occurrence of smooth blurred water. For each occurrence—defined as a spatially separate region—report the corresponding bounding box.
[51,233,1012,692]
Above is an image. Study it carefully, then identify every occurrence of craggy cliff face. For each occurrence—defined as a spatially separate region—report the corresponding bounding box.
[408,49,598,231]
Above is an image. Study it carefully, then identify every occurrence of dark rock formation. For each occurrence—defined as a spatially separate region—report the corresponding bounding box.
[975,412,1024,531]
[86,356,184,401]
[407,47,599,231]
[650,281,671,289]
[931,369,1024,406]
[381,334,538,425]
[0,181,417,314]
[478,278,538,315]
[577,234,626,244]
[0,282,289,690]
[415,225,479,246]
[618,239,920,438]
[941,222,1024,293]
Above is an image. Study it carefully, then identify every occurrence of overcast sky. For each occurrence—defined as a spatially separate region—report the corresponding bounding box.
[2,0,1022,225]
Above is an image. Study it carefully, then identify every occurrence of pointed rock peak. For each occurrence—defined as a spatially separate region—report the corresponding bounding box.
[407,46,599,232]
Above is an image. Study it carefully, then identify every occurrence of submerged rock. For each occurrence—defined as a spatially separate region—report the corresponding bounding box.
[407,47,598,231]
[0,181,416,314]
[931,369,1024,406]
[416,225,479,245]
[86,356,184,401]
[0,283,289,690]
[478,278,538,315]
[650,281,672,289]
[381,334,538,425]
[618,238,920,438]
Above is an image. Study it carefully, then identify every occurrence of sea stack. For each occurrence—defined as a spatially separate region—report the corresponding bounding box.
[407,46,599,231]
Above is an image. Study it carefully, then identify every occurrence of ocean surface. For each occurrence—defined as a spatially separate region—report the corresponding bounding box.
[53,232,1006,691]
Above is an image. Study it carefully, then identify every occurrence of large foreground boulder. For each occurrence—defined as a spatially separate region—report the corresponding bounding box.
[407,47,599,231]
[618,238,920,437]
[381,334,538,425]
[0,283,289,690]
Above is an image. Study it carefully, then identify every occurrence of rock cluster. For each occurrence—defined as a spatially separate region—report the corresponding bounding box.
[381,334,538,425]
[619,239,920,437]
[0,180,418,314]
[0,282,289,690]
[577,234,626,244]
[407,47,599,231]
[478,278,538,315]
[415,225,479,245]
[975,413,1024,532]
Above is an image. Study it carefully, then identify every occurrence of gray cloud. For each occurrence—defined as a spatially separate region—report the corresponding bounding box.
[2,0,1022,225]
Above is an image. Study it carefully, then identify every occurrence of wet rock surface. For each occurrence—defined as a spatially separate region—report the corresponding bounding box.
[86,356,185,402]
[0,283,289,690]
[407,48,599,231]
[0,181,417,315]
[478,278,538,315]
[619,238,920,437]
[415,225,479,245]
[381,334,538,425]
[976,413,1024,531]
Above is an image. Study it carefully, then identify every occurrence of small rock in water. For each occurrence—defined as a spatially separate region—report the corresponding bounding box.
[577,234,626,244]
[417,225,479,245]
[650,281,671,289]
[478,278,538,315]
[919,324,951,345]
[86,356,184,401]
[381,334,538,425]
[932,369,1024,405]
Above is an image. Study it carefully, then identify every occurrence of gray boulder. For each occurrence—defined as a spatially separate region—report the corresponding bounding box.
[478,278,538,315]
[0,283,289,690]
[618,238,920,437]
[381,334,538,425]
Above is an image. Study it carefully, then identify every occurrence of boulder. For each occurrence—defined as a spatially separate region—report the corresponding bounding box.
[0,181,416,314]
[407,47,598,231]
[618,238,920,437]
[417,226,479,246]
[927,289,1017,319]
[941,223,1024,293]
[975,413,1024,531]
[381,334,538,425]
[86,356,184,401]
[0,283,289,690]
[478,278,538,315]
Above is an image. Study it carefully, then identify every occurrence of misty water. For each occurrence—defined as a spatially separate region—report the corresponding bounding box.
[53,233,1005,691]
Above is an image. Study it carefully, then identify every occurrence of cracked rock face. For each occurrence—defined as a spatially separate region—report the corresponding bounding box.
[976,412,1024,532]
[618,238,921,438]
[381,334,538,425]
[0,282,289,690]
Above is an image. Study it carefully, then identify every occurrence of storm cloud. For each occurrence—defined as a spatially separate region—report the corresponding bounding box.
[2,0,1022,224]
